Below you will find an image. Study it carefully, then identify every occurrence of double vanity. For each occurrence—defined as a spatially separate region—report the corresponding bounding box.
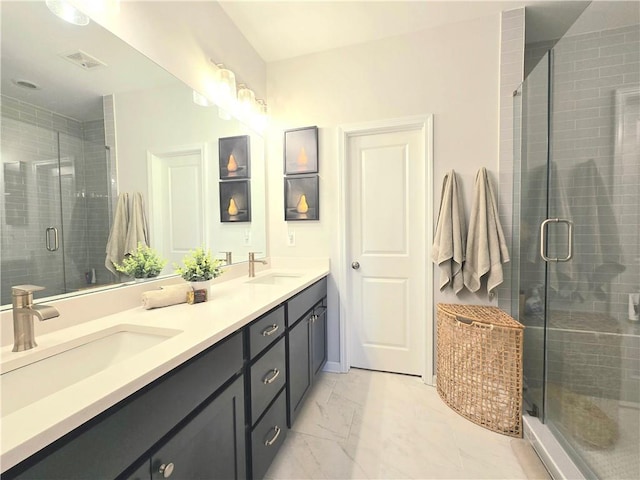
[1,264,329,479]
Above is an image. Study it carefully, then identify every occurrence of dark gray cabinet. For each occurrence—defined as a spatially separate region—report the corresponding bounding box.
[286,278,328,427]
[288,310,313,425]
[149,377,245,480]
[250,337,286,424]
[247,311,288,479]
[250,390,287,480]
[4,276,328,480]
[311,304,327,377]
[5,332,244,480]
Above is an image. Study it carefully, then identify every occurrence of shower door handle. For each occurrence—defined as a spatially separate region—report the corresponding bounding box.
[45,227,59,252]
[540,218,573,262]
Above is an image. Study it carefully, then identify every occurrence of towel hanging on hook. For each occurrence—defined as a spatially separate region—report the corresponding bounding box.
[432,170,466,293]
[463,167,509,297]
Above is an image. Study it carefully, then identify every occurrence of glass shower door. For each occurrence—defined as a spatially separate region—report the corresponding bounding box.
[543,27,640,478]
[0,120,66,304]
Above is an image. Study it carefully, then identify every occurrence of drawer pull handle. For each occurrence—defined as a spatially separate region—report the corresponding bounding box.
[264,425,281,446]
[159,462,175,478]
[262,324,279,336]
[263,368,280,384]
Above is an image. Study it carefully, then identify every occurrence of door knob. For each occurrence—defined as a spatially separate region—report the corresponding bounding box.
[351,261,360,270]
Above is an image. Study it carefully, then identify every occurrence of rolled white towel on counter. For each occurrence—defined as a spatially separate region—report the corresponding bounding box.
[142,284,193,310]
[160,283,193,295]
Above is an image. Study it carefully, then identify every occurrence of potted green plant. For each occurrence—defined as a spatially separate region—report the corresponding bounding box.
[115,242,167,280]
[175,247,225,293]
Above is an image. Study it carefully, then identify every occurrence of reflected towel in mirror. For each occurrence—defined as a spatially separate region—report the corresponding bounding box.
[105,193,129,275]
[125,192,149,255]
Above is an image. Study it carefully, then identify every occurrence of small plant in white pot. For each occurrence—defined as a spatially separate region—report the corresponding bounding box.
[115,242,167,280]
[175,247,224,296]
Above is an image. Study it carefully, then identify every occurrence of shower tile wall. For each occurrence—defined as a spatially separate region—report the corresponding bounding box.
[497,8,525,316]
[1,94,75,301]
[548,25,640,405]
[0,95,110,304]
[82,119,111,287]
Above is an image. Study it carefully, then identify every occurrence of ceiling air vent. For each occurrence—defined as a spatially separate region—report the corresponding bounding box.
[60,50,107,70]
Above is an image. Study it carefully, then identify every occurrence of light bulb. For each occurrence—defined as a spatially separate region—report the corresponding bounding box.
[237,84,256,113]
[215,64,236,101]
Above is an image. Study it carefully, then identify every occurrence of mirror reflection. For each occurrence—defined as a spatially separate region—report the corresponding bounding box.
[0,1,266,307]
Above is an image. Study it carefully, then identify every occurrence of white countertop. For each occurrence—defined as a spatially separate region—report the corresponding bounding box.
[0,263,329,472]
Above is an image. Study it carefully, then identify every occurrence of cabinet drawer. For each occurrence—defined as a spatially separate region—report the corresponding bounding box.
[250,337,286,424]
[251,389,287,480]
[249,305,285,359]
[287,277,327,326]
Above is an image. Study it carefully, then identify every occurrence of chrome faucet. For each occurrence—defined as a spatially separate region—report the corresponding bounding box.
[248,252,267,277]
[220,251,233,265]
[11,285,60,352]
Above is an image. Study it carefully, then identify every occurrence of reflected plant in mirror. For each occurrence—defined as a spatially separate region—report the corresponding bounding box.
[114,243,167,280]
[0,1,266,308]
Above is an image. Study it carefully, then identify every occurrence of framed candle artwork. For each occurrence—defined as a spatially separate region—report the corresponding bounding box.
[284,175,319,221]
[284,126,318,174]
[219,135,250,179]
[220,180,251,222]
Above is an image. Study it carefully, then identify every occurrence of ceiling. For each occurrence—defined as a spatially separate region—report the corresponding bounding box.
[0,1,179,121]
[218,0,591,63]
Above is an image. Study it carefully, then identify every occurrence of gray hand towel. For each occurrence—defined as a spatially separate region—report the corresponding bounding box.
[125,192,149,255]
[105,193,129,275]
[432,170,466,293]
[463,168,509,295]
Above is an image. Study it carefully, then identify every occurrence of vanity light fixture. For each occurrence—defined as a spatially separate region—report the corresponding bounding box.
[207,59,268,130]
[46,0,90,26]
[215,64,237,102]
[237,84,256,113]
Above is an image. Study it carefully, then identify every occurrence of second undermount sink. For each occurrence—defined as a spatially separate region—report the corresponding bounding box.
[246,273,303,286]
[1,324,181,417]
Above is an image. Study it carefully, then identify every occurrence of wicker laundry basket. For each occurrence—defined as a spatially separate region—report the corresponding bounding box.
[436,304,524,437]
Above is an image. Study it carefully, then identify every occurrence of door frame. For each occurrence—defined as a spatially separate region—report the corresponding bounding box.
[337,115,434,384]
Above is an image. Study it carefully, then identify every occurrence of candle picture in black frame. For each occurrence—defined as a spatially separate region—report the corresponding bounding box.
[219,135,250,179]
[285,175,319,221]
[220,180,251,222]
[284,126,318,175]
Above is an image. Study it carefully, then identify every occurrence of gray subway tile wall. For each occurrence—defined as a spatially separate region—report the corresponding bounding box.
[497,8,525,316]
[0,95,112,304]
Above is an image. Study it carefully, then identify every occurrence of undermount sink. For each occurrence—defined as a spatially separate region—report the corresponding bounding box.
[246,273,303,286]
[1,324,181,417]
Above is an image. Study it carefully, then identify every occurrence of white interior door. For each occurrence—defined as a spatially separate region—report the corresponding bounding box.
[148,149,205,270]
[348,127,426,375]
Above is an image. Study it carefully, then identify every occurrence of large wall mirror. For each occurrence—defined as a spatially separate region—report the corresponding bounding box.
[0,1,266,307]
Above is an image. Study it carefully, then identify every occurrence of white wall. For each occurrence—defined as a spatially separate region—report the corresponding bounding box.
[265,14,502,364]
[75,0,267,99]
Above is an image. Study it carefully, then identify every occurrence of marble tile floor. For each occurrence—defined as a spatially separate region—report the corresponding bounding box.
[266,368,545,479]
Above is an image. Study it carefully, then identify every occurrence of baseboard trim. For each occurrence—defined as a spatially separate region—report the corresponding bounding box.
[322,361,343,373]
